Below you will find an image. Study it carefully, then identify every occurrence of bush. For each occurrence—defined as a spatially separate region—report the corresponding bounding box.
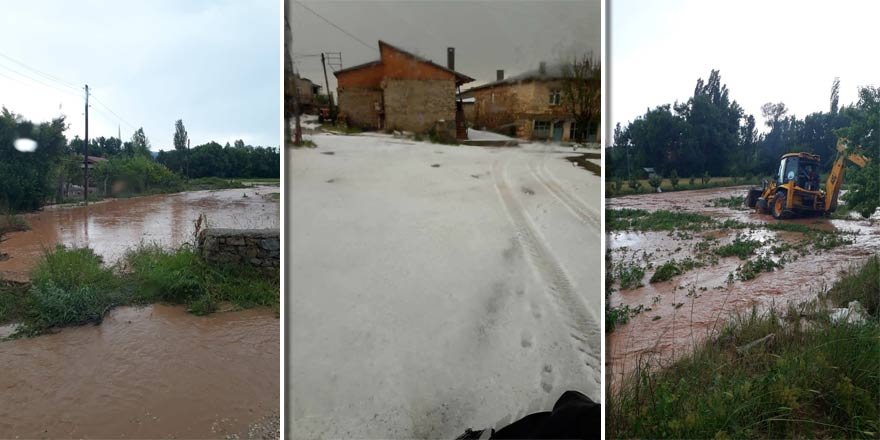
[93,156,183,196]
[669,170,680,189]
[648,174,663,191]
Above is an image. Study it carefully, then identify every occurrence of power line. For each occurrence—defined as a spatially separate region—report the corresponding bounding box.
[0,61,81,98]
[89,94,137,130]
[0,50,80,92]
[292,0,375,51]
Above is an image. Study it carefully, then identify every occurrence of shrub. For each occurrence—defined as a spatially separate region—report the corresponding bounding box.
[669,169,680,189]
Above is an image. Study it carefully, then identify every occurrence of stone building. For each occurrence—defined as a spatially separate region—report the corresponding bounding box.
[334,40,474,139]
[460,63,599,143]
[286,74,322,114]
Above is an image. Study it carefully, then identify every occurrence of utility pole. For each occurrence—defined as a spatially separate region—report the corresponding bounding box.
[321,52,334,119]
[84,84,89,204]
[284,0,301,145]
[186,138,190,178]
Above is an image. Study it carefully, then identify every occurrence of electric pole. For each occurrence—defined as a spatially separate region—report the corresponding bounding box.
[285,0,301,145]
[84,84,89,204]
[321,52,334,119]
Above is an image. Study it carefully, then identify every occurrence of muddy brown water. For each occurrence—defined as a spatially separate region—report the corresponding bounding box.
[0,187,280,281]
[606,186,880,389]
[0,188,280,438]
[0,305,279,438]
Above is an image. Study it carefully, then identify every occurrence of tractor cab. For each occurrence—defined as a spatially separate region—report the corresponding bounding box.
[776,153,821,191]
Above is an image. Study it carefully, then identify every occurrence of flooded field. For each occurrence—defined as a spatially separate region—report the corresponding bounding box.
[0,188,280,438]
[0,305,279,438]
[0,187,279,281]
[606,186,880,388]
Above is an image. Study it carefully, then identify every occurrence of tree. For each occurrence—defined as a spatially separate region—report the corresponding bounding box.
[561,53,601,142]
[173,120,188,175]
[830,77,840,114]
[173,120,188,152]
[128,128,152,158]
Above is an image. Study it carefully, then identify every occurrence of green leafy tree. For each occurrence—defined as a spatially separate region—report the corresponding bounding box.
[127,128,152,158]
[669,169,679,189]
[648,173,662,192]
[0,108,68,210]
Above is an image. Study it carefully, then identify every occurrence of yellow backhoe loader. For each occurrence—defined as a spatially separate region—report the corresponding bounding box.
[746,138,869,219]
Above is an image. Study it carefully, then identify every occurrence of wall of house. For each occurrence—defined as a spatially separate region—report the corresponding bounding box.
[336,63,384,88]
[472,80,580,141]
[383,78,455,134]
[337,87,383,129]
[380,45,455,81]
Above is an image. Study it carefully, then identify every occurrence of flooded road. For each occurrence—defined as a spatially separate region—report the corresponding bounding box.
[0,305,279,438]
[0,188,280,438]
[606,186,880,388]
[0,187,279,281]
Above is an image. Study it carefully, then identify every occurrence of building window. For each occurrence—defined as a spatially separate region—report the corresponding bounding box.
[534,121,551,139]
[549,89,561,105]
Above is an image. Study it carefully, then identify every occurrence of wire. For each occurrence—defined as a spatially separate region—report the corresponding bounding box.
[89,94,137,130]
[0,61,81,98]
[0,50,80,92]
[292,0,375,50]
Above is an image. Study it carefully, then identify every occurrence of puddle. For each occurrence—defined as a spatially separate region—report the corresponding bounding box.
[0,304,278,438]
[0,187,279,281]
[606,186,880,389]
[564,153,601,176]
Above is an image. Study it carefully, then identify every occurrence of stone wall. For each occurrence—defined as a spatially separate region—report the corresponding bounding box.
[197,228,279,269]
[337,87,382,129]
[383,79,455,134]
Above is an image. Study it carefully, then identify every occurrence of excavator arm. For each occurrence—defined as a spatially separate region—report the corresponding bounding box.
[824,138,870,212]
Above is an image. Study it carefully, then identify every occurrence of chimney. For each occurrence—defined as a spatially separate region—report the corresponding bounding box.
[496,69,504,81]
[539,62,546,74]
[447,47,455,71]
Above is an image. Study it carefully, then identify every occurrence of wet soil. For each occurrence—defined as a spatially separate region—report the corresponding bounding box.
[606,186,880,388]
[0,304,279,438]
[0,187,279,281]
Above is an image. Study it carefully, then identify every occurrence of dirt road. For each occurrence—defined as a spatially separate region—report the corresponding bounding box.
[606,186,880,388]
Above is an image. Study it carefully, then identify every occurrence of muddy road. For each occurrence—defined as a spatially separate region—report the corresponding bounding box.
[0,305,279,438]
[0,187,279,281]
[606,186,880,388]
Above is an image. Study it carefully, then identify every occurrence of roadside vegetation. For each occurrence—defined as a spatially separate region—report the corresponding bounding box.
[609,255,879,439]
[1,109,279,213]
[1,244,278,337]
[606,71,878,217]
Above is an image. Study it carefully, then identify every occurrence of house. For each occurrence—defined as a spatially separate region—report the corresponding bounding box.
[334,40,474,140]
[286,74,322,114]
[460,63,599,143]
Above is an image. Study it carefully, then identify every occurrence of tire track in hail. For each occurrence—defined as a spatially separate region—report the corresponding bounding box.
[492,157,601,376]
[528,155,600,232]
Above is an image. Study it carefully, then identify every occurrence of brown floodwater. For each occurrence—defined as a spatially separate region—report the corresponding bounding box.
[0,187,279,281]
[606,186,880,388]
[0,188,280,438]
[0,305,279,438]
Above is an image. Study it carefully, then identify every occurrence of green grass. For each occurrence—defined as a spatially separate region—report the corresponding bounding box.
[715,235,763,260]
[185,177,248,191]
[650,261,682,283]
[736,255,781,281]
[262,192,280,202]
[708,196,746,209]
[616,261,646,290]
[606,177,755,197]
[610,256,880,439]
[607,209,716,232]
[0,211,30,236]
[5,244,278,337]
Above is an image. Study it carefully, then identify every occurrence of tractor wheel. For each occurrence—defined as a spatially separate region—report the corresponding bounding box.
[756,198,768,214]
[745,189,762,208]
[771,191,792,219]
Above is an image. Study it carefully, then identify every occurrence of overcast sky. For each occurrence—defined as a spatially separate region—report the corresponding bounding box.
[289,0,600,95]
[610,0,880,138]
[0,0,279,151]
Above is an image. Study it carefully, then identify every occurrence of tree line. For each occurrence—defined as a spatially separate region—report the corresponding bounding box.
[607,71,879,216]
[1,110,280,212]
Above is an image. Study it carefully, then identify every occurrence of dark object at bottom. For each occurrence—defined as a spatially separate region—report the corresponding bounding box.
[456,391,600,440]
